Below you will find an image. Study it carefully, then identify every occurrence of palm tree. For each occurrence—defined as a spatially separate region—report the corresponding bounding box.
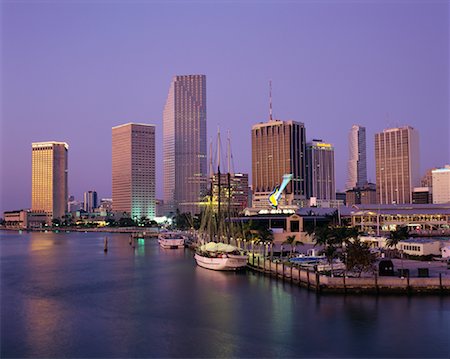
[283,235,298,256]
[386,226,409,274]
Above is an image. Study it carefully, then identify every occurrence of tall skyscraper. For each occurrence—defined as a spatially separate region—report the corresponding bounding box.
[346,125,367,190]
[83,190,98,212]
[163,75,207,215]
[251,120,306,207]
[305,140,335,200]
[375,126,420,204]
[432,165,450,204]
[112,123,155,219]
[31,141,68,220]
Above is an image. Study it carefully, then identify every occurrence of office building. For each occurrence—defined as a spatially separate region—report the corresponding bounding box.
[412,187,432,204]
[375,126,420,204]
[306,140,335,200]
[31,141,68,220]
[163,75,207,215]
[83,190,98,212]
[346,183,377,206]
[211,172,249,213]
[251,120,306,207]
[432,165,450,204]
[112,123,155,219]
[346,125,367,190]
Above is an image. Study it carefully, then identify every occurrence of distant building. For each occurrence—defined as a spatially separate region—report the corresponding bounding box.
[112,123,155,220]
[3,210,49,229]
[163,74,207,216]
[306,140,335,200]
[336,192,347,205]
[251,120,306,208]
[346,183,377,206]
[346,125,367,190]
[68,199,83,213]
[412,187,432,204]
[375,126,420,204]
[432,166,450,204]
[99,198,113,212]
[31,141,68,220]
[83,191,98,212]
[421,168,436,187]
[211,172,249,213]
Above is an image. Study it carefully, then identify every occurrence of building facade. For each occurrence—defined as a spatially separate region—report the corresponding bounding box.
[163,75,207,215]
[432,166,450,204]
[211,172,249,213]
[112,123,155,219]
[346,183,377,206]
[83,190,98,212]
[305,140,335,200]
[375,126,420,204]
[346,125,367,190]
[31,141,68,220]
[251,120,306,207]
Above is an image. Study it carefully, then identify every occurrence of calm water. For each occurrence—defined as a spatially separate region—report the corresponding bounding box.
[1,231,449,358]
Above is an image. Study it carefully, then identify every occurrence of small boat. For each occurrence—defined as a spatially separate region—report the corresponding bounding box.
[158,232,186,249]
[194,242,248,271]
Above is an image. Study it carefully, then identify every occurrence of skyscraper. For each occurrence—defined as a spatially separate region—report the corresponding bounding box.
[112,123,155,219]
[163,75,207,215]
[346,125,367,190]
[251,120,306,207]
[31,141,68,220]
[305,140,335,200]
[83,190,98,212]
[375,126,420,204]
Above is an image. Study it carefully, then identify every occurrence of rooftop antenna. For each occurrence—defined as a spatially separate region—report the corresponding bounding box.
[269,79,273,122]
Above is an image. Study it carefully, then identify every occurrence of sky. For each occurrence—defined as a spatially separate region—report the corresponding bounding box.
[1,0,449,214]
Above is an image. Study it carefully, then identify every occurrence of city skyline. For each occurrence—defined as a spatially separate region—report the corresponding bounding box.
[1,1,449,213]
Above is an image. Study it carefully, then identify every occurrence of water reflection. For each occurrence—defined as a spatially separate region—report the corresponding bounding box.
[1,231,449,358]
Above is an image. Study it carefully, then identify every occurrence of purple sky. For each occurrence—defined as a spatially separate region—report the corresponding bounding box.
[1,1,449,213]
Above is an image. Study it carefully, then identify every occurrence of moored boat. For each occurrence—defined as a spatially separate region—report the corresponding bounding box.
[158,232,186,249]
[194,242,248,271]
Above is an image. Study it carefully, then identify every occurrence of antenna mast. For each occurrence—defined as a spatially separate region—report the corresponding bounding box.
[269,79,273,122]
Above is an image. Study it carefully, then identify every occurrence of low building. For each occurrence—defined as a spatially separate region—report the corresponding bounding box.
[3,210,50,229]
[346,183,376,206]
[412,187,432,204]
[349,203,450,235]
[398,239,442,256]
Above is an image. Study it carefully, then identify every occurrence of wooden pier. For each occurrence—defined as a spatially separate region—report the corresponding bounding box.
[246,254,450,295]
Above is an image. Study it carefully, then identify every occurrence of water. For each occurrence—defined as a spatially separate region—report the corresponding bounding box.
[1,231,449,358]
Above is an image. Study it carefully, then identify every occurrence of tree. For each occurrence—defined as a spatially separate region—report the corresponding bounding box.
[386,225,409,274]
[345,239,377,277]
[283,235,299,256]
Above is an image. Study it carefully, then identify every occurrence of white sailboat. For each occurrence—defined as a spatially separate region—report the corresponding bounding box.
[194,129,248,271]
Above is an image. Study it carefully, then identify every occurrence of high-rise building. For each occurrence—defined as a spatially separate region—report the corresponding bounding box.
[83,190,98,212]
[211,172,249,213]
[31,141,68,220]
[112,123,155,219]
[375,126,420,204]
[305,140,335,200]
[432,165,450,204]
[346,125,367,190]
[163,75,207,215]
[251,120,306,207]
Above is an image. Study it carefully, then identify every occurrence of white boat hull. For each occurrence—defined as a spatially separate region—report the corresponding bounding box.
[194,253,248,271]
[158,239,185,249]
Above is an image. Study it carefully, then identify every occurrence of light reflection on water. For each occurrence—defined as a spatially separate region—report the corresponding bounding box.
[1,231,449,358]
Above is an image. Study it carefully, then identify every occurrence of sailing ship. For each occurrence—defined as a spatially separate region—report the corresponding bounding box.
[194,129,248,271]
